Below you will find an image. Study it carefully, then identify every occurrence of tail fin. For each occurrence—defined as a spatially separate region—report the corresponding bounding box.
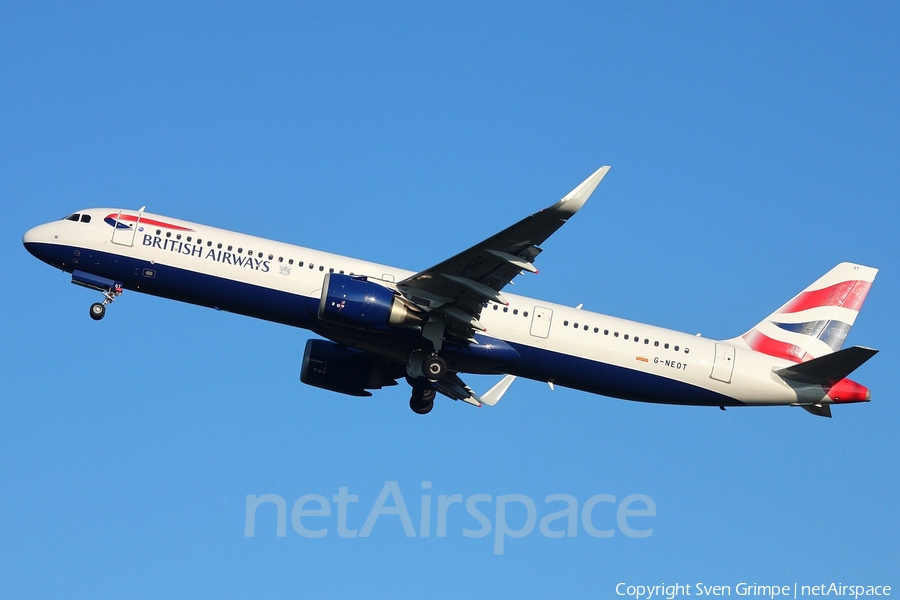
[731,262,878,363]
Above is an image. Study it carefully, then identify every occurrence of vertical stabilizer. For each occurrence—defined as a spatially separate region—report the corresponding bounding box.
[731,263,877,363]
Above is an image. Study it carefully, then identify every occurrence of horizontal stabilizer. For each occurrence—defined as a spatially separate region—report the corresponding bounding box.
[775,346,878,383]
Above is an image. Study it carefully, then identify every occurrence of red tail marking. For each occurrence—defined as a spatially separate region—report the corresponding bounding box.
[780,280,872,314]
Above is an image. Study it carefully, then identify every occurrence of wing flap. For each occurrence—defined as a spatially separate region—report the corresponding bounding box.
[435,373,482,407]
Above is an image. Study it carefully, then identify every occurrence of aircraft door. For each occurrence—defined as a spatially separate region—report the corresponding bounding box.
[529,306,553,338]
[110,210,143,247]
[710,343,735,383]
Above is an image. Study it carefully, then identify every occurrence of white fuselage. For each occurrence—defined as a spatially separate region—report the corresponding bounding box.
[23,208,830,410]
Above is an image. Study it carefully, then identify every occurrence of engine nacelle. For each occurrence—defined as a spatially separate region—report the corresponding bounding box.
[318,273,422,331]
[300,339,397,397]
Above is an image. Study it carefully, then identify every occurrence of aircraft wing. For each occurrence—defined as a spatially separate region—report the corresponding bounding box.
[397,166,610,341]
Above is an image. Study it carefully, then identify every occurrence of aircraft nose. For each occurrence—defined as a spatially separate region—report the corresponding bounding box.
[23,225,41,246]
[23,223,53,261]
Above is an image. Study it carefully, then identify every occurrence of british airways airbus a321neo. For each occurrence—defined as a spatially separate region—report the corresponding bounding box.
[23,166,878,416]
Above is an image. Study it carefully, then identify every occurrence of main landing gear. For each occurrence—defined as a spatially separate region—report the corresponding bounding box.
[422,354,447,380]
[405,350,448,414]
[406,349,447,381]
[88,284,123,321]
[409,387,437,415]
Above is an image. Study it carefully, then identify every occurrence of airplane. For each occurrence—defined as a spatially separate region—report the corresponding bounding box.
[23,166,878,417]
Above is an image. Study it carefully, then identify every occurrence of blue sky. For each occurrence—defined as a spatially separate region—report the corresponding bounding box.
[2,2,898,597]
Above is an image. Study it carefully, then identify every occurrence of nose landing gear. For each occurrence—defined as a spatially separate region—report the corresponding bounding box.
[89,302,106,320]
[72,270,124,321]
[88,284,122,321]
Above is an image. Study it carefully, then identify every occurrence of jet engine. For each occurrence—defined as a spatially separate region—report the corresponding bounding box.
[318,273,422,331]
[300,339,398,397]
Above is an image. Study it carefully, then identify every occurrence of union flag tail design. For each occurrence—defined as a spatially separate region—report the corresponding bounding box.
[733,263,878,363]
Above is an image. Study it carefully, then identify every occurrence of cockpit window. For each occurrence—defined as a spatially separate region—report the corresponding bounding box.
[80,214,91,223]
[65,214,80,221]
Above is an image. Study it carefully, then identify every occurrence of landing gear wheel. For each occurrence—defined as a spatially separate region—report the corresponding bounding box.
[423,355,447,380]
[89,302,106,321]
[409,388,436,415]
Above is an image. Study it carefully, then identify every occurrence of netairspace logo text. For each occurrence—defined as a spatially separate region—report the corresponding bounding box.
[616,582,892,600]
[245,481,656,555]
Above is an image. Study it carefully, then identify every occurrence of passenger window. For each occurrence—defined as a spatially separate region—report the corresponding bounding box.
[604,329,609,335]
[319,266,324,271]
[207,241,212,247]
[584,325,588,331]
[513,309,518,315]
[80,214,91,223]
[268,254,273,260]
[298,261,303,267]
[523,312,528,317]
[644,339,650,344]
[635,337,640,343]
[289,259,294,265]
[217,243,222,249]
[573,323,579,328]
[177,234,182,240]
[278,257,283,263]
[238,248,243,253]
[674,346,680,351]
[166,232,172,238]
[614,332,619,337]
[259,252,264,259]
[503,307,509,313]
[329,268,334,273]
[624,334,629,340]
[664,343,669,349]
[564,320,568,326]
[654,341,659,347]
[227,245,233,251]
[685,348,690,354]
[493,305,498,310]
